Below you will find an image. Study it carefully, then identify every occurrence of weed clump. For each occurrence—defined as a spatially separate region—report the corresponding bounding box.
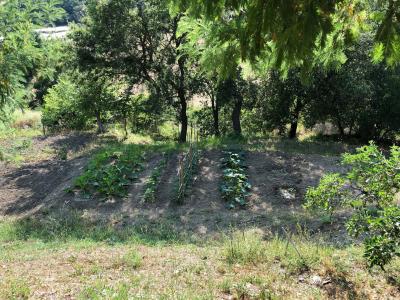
[223,230,267,264]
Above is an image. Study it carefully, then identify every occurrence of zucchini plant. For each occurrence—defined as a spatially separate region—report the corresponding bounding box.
[74,145,145,199]
[220,151,251,209]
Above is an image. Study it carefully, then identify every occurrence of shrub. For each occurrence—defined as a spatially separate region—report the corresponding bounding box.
[304,142,400,269]
[42,74,90,131]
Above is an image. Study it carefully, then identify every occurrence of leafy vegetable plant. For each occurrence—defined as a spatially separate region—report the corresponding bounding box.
[304,142,400,269]
[74,145,145,198]
[220,151,251,209]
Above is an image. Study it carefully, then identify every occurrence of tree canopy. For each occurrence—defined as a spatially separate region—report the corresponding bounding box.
[171,0,400,68]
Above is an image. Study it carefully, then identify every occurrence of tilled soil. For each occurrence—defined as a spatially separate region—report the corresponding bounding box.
[1,141,346,239]
[0,133,95,216]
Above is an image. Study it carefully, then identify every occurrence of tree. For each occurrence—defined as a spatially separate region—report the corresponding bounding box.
[72,0,200,142]
[172,0,400,68]
[0,0,65,119]
[304,35,400,141]
[304,143,400,269]
[59,0,86,24]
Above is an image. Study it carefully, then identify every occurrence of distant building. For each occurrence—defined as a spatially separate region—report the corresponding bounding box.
[34,26,70,39]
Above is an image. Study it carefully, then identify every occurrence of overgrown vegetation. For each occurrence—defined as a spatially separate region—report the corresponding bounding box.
[305,143,400,269]
[220,151,251,209]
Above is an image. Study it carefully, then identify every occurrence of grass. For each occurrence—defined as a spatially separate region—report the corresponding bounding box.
[0,216,399,299]
[1,120,398,298]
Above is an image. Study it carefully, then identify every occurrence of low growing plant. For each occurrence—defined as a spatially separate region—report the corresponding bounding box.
[74,145,145,198]
[304,142,400,269]
[142,154,169,202]
[220,151,251,208]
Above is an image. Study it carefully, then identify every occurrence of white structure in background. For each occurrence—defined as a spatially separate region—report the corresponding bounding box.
[34,26,70,39]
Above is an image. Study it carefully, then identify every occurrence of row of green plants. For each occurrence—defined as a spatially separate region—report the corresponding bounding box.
[304,142,400,270]
[174,145,200,204]
[220,151,252,209]
[73,145,145,199]
[142,154,169,203]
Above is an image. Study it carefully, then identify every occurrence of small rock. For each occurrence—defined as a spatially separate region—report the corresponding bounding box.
[310,275,323,286]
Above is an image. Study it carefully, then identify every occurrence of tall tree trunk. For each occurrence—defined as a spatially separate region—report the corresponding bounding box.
[178,91,188,143]
[289,121,298,139]
[95,111,105,133]
[232,98,242,135]
[288,98,302,139]
[123,116,128,139]
[336,118,345,137]
[211,95,220,136]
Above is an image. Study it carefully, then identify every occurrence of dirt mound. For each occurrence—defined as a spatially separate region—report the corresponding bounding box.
[1,146,345,239]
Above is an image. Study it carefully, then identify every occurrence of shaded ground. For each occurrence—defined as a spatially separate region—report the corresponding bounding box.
[0,132,96,216]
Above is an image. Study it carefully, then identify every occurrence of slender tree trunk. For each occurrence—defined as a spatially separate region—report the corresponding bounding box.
[211,95,220,136]
[173,16,188,143]
[336,119,345,137]
[289,121,298,139]
[95,111,105,133]
[288,99,302,139]
[123,116,128,139]
[178,90,188,143]
[232,98,242,135]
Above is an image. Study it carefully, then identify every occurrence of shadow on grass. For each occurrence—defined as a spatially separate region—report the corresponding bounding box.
[0,210,187,246]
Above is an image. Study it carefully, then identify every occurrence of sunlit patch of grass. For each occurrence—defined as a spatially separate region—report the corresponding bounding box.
[0,277,31,299]
[78,281,130,300]
[0,210,186,246]
[222,229,337,274]
[223,229,268,264]
[113,249,142,269]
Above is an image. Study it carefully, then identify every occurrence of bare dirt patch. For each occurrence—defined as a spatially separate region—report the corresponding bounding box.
[0,133,95,216]
[13,148,349,241]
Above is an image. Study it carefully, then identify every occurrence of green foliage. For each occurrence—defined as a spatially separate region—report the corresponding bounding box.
[119,249,142,269]
[42,73,89,130]
[223,230,267,265]
[173,0,400,69]
[175,146,200,204]
[304,142,400,269]
[72,0,202,142]
[172,0,364,73]
[304,174,348,217]
[74,145,145,198]
[0,0,65,117]
[220,151,251,209]
[142,154,169,203]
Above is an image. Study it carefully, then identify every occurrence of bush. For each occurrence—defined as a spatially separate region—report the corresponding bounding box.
[42,74,90,131]
[304,142,400,269]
